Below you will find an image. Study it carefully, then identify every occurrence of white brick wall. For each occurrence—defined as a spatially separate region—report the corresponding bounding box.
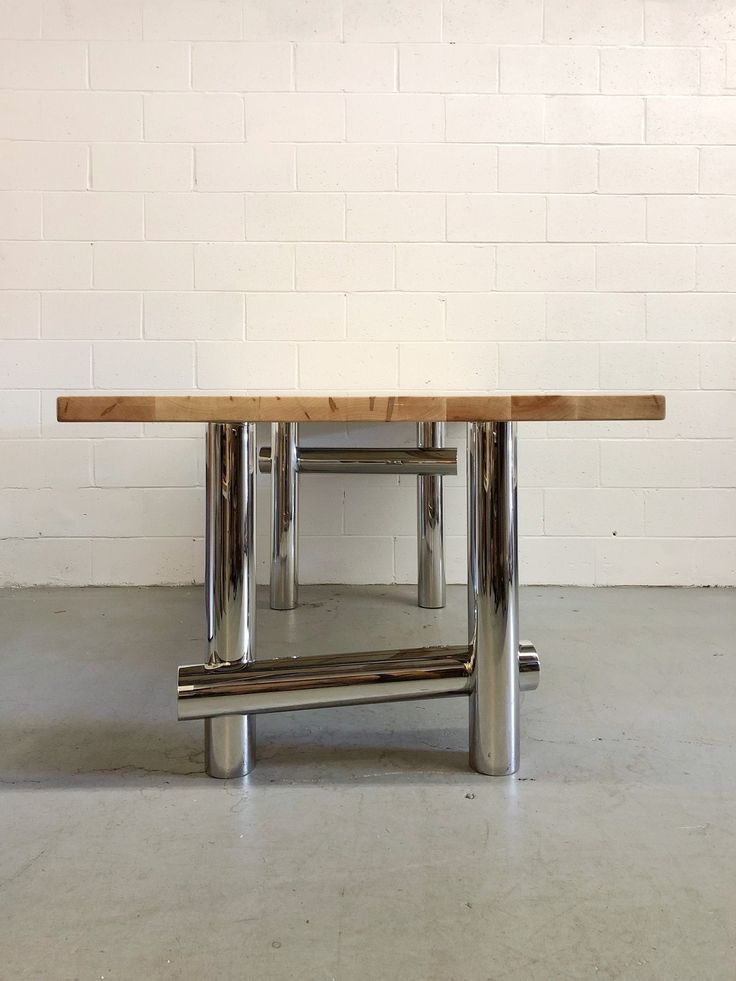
[0,0,734,588]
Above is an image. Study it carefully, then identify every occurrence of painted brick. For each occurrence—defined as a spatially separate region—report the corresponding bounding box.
[497,244,595,291]
[144,0,242,40]
[447,194,545,242]
[296,244,393,291]
[700,343,736,390]
[94,438,198,487]
[145,192,245,241]
[500,45,598,93]
[498,146,596,192]
[245,0,340,42]
[94,341,194,389]
[0,242,91,289]
[700,148,736,194]
[519,438,599,487]
[443,0,542,43]
[0,340,90,387]
[347,93,443,142]
[43,0,142,39]
[599,147,698,194]
[195,243,293,290]
[43,292,142,340]
[446,293,545,341]
[546,96,643,143]
[299,342,398,389]
[145,94,244,142]
[44,192,144,240]
[648,196,736,244]
[400,44,498,93]
[647,98,736,145]
[396,244,493,292]
[0,191,42,239]
[347,193,444,242]
[600,47,699,95]
[644,2,736,45]
[399,145,497,192]
[92,144,193,192]
[197,341,297,389]
[197,145,294,192]
[0,538,91,587]
[347,293,444,341]
[600,342,699,390]
[399,341,498,390]
[90,41,190,90]
[247,293,345,341]
[597,245,695,292]
[296,43,395,92]
[0,292,40,338]
[646,294,736,342]
[298,145,396,192]
[247,193,344,242]
[2,438,90,487]
[447,95,544,142]
[343,0,441,42]
[547,293,645,341]
[246,93,344,142]
[545,488,645,537]
[547,194,645,242]
[499,341,599,389]
[0,39,86,87]
[94,243,193,290]
[193,43,291,91]
[0,142,87,190]
[92,537,199,586]
[0,0,41,39]
[145,292,244,340]
[696,247,736,293]
[544,0,643,44]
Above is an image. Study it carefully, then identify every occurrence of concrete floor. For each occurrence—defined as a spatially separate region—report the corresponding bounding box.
[0,585,734,981]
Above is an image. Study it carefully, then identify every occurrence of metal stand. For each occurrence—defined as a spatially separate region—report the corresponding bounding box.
[417,422,446,609]
[183,419,536,779]
[262,424,453,610]
[270,422,298,611]
[203,423,256,779]
[467,422,519,775]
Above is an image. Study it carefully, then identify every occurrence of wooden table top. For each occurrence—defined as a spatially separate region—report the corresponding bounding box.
[58,394,665,424]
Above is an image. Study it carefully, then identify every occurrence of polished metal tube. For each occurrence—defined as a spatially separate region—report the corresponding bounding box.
[270,422,298,611]
[417,422,446,609]
[258,446,456,476]
[468,422,520,776]
[519,641,540,693]
[179,645,472,720]
[203,422,256,779]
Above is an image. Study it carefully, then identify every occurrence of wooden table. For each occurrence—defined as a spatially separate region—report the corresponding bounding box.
[58,393,665,781]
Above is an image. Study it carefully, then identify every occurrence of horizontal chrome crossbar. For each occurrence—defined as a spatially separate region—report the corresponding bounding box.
[258,446,457,476]
[178,642,540,720]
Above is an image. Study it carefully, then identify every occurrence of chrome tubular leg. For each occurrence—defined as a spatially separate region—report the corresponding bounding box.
[204,422,256,779]
[270,422,298,611]
[467,422,520,776]
[417,422,446,609]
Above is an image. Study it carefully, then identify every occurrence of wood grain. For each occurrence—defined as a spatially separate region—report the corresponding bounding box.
[57,394,666,423]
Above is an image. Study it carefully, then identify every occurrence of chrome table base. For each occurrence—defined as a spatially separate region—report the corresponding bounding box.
[185,421,540,780]
[261,423,454,610]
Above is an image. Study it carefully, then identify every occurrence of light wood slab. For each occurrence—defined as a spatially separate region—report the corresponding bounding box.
[58,394,665,423]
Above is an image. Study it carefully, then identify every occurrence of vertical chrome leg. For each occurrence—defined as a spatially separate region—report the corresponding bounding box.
[467,422,520,776]
[417,422,446,609]
[204,422,256,779]
[270,422,298,611]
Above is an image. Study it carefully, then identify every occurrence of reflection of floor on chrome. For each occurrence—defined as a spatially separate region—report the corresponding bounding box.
[2,583,733,980]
